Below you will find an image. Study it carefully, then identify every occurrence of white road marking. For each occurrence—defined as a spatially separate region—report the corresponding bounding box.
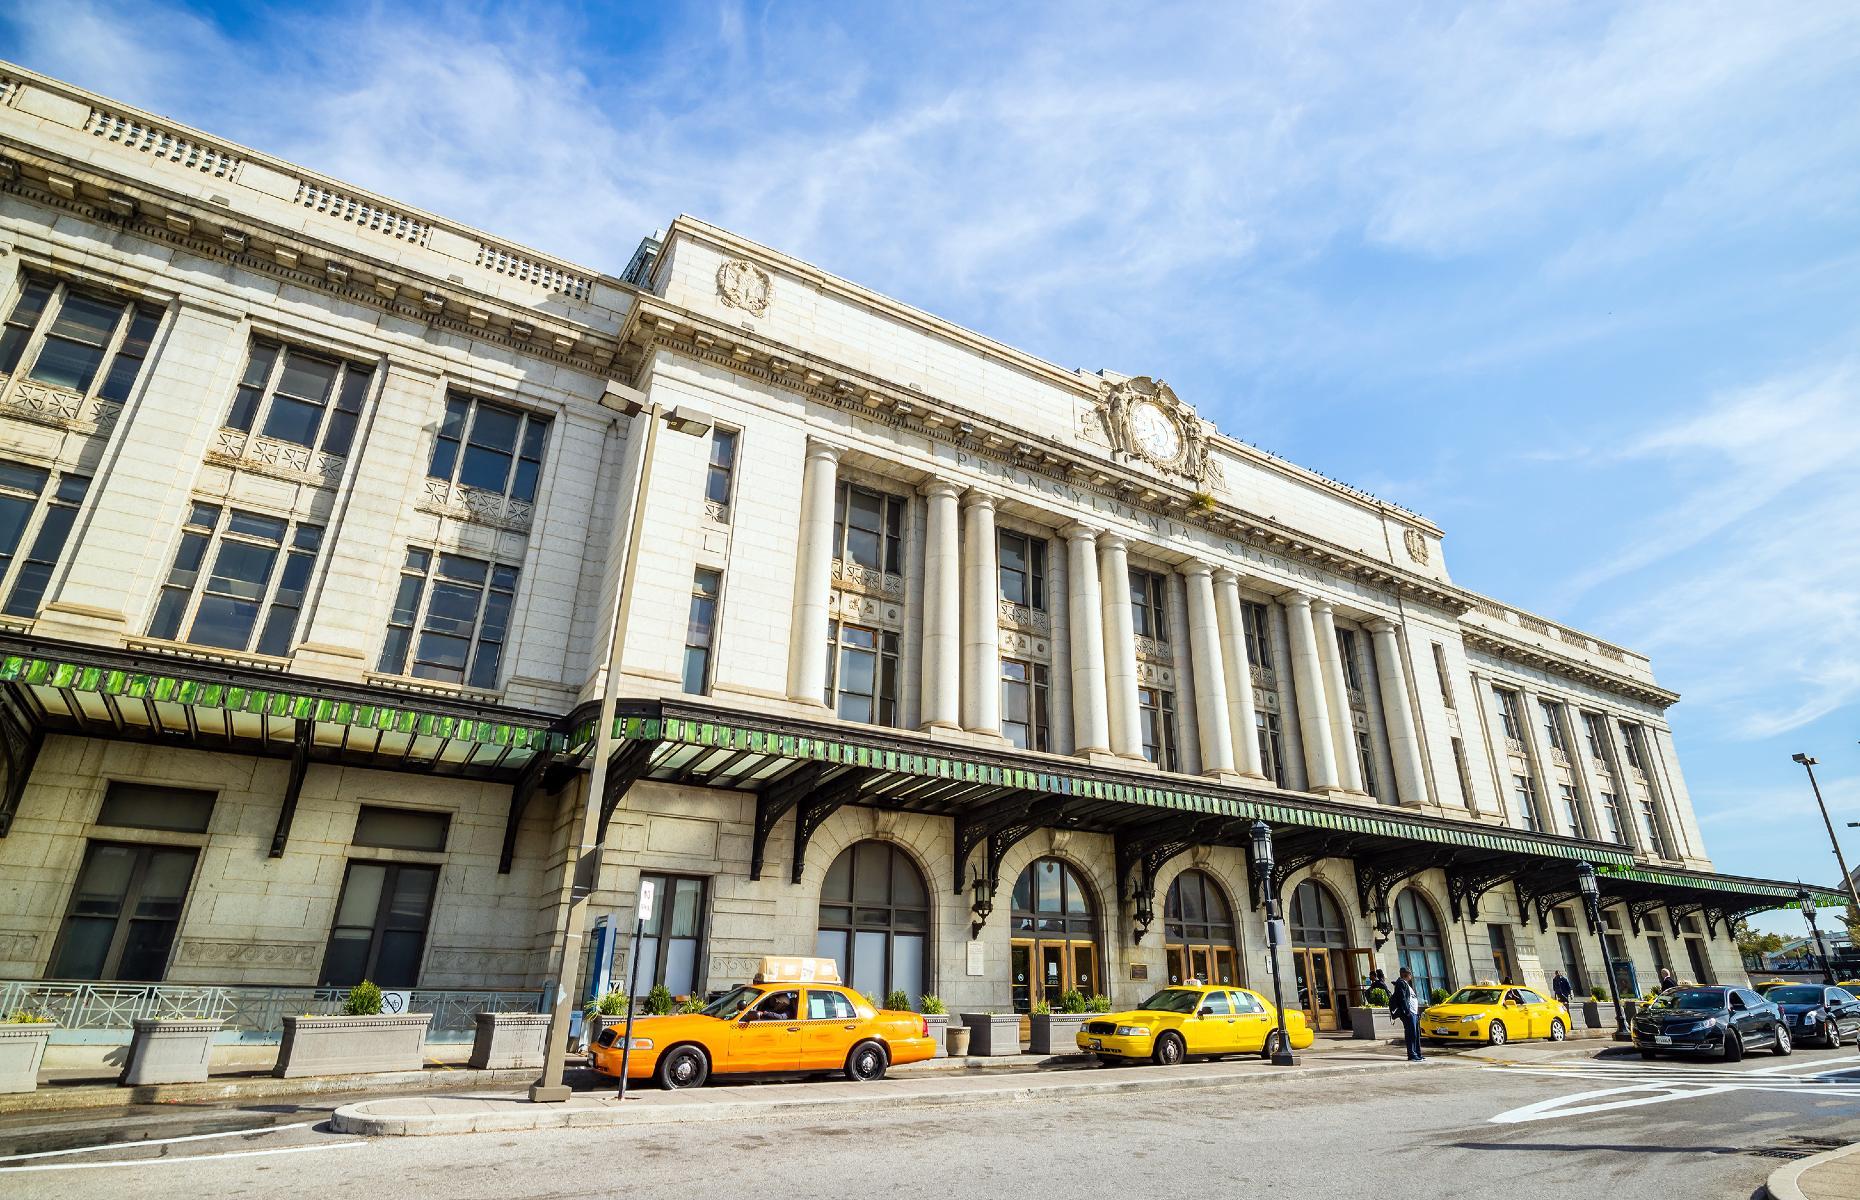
[0,1141,364,1172]
[1487,1054,1860,1124]
[0,1121,312,1163]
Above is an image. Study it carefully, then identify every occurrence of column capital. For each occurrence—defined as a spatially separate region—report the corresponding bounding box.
[1365,617,1399,635]
[804,437,845,463]
[1309,596,1336,616]
[919,477,963,500]
[1059,521,1101,543]
[1281,589,1312,610]
[1098,531,1129,553]
[1213,567,1241,587]
[960,487,998,511]
[1180,560,1214,580]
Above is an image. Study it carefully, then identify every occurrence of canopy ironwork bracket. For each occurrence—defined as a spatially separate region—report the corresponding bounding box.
[498,750,556,874]
[1116,815,1239,944]
[1444,864,1517,924]
[1246,833,1350,912]
[0,691,42,839]
[1352,847,1444,922]
[790,768,880,884]
[266,719,313,859]
[950,789,1042,896]
[978,794,1075,911]
[749,763,828,882]
[1626,896,1667,937]
[594,738,660,843]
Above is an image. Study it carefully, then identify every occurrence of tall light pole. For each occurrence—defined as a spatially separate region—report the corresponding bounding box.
[1792,754,1860,917]
[1249,820,1298,1067]
[529,386,711,1103]
[1577,862,1629,1041]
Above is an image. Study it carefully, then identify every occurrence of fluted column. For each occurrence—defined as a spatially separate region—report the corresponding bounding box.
[1365,619,1428,807]
[1062,523,1109,755]
[919,479,962,730]
[1099,534,1142,758]
[785,439,841,704]
[959,489,1000,734]
[1213,570,1265,780]
[1310,599,1364,792]
[1182,563,1235,776]
[1282,592,1340,792]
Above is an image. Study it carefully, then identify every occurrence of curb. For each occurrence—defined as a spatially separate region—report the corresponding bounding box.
[332,1056,1428,1137]
[0,1064,548,1115]
[1766,1140,1860,1200]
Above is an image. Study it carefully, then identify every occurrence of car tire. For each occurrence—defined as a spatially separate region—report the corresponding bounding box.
[1772,1024,1792,1057]
[844,1040,888,1082]
[1487,1020,1508,1047]
[1826,1021,1843,1049]
[1722,1032,1743,1063]
[655,1045,710,1090]
[1153,1031,1186,1066]
[1261,1031,1282,1060]
[1549,1019,1566,1042]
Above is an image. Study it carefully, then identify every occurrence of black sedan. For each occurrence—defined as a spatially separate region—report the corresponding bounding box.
[1633,985,1792,1061]
[1765,984,1860,1047]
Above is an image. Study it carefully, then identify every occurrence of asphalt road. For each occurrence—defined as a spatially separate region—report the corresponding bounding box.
[3,1045,1857,1199]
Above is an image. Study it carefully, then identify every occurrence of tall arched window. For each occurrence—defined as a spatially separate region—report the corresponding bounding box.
[1009,858,1100,1012]
[1288,879,1347,948]
[1163,869,1239,986]
[815,841,930,1007]
[1393,887,1449,1000]
[1287,878,1351,1031]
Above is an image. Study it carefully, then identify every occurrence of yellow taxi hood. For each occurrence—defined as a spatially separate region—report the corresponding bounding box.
[1098,1008,1167,1026]
[1421,1003,1497,1018]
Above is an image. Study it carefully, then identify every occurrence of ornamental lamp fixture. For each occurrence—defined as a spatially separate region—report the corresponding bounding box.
[1133,890,1156,945]
[969,868,993,940]
[1374,899,1394,950]
[1250,820,1274,872]
[1576,861,1598,902]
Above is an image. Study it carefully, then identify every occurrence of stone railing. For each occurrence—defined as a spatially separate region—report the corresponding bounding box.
[418,477,535,533]
[0,375,121,434]
[998,600,1052,635]
[1134,634,1170,664]
[1467,594,1636,665]
[208,427,347,486]
[85,106,242,179]
[1505,736,1526,756]
[830,557,905,599]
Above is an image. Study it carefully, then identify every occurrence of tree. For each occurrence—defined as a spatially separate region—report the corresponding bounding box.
[1732,917,1785,968]
[1842,902,1860,942]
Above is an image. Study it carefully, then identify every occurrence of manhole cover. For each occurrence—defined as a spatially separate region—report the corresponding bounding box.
[1748,1148,1814,1161]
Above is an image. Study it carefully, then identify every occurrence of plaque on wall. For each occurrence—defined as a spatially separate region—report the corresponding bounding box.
[1129,963,1149,982]
[966,941,985,976]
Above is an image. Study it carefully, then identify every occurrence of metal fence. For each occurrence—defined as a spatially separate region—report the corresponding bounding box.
[0,981,544,1040]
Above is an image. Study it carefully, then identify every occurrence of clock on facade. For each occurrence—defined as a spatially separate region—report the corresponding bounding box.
[1131,401,1181,462]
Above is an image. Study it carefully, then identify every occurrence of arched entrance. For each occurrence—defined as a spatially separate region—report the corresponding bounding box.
[1288,879,1366,1032]
[815,841,930,1007]
[1392,887,1450,1001]
[1009,858,1100,1013]
[1163,869,1240,987]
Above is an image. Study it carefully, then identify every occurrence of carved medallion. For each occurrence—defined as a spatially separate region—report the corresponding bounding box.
[1094,375,1211,485]
[1404,527,1429,564]
[716,258,772,316]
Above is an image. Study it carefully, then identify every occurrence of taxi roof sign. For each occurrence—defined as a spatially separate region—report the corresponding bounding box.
[752,956,842,985]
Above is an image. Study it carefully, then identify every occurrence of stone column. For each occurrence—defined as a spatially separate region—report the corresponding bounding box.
[1310,599,1365,793]
[1566,706,1613,844]
[1098,534,1142,759]
[1213,570,1266,780]
[1182,563,1234,776]
[919,479,962,730]
[1062,523,1109,755]
[959,489,1000,734]
[1517,688,1561,835]
[784,439,840,704]
[1365,619,1429,807]
[1282,592,1340,792]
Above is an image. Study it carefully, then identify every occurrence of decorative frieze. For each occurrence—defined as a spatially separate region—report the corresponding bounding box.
[1505,736,1526,756]
[716,258,773,316]
[830,557,904,599]
[829,588,902,630]
[175,938,319,968]
[416,477,535,532]
[997,600,1051,636]
[1000,629,1050,661]
[704,499,730,524]
[207,427,346,487]
[0,932,39,960]
[1134,634,1170,665]
[1135,660,1175,688]
[0,376,120,434]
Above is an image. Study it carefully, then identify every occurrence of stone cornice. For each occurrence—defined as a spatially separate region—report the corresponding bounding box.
[1461,629,1680,709]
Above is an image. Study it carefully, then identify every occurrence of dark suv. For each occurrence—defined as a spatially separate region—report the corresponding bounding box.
[1633,985,1791,1061]
[1765,984,1860,1048]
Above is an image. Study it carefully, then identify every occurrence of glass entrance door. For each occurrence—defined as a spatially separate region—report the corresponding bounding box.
[1013,938,1100,1012]
[1293,948,1340,1030]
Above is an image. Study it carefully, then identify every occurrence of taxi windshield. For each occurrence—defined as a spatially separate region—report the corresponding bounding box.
[1445,988,1504,1006]
[1647,988,1725,1011]
[699,985,762,1020]
[1136,989,1203,1014]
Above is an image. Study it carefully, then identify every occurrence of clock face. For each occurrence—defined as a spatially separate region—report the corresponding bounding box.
[1131,402,1181,461]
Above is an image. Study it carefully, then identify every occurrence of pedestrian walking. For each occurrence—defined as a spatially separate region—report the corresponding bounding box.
[1551,970,1573,1006]
[1657,967,1677,993]
[1391,966,1425,1062]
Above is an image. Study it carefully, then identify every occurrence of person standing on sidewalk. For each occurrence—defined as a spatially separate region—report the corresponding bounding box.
[1552,970,1573,1006]
[1391,967,1424,1062]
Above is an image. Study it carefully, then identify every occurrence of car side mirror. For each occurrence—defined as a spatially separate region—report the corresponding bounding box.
[1196,1006,1214,1017]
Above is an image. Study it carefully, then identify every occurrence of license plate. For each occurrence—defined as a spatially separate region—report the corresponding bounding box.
[1089,1039,1102,1050]
[1655,1035,1672,1045]
[1432,1029,1451,1037]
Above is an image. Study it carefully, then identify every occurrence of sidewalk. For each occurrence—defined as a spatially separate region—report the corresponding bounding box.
[1767,1140,1860,1200]
[332,1046,1424,1136]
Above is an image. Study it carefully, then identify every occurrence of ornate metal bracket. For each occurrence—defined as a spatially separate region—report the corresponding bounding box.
[1116,816,1236,944]
[1626,896,1668,937]
[1445,865,1516,925]
[498,749,555,874]
[789,768,879,884]
[595,738,660,843]
[267,719,314,859]
[748,763,827,881]
[0,687,42,839]
[950,789,1043,896]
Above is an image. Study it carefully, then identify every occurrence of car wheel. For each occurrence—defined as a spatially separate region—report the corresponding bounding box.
[1549,1019,1566,1042]
[1261,1031,1282,1060]
[1826,1020,1843,1049]
[1772,1024,1793,1057]
[1487,1020,1508,1047]
[1153,1031,1186,1066]
[845,1040,888,1082]
[655,1045,709,1090]
[1722,1032,1743,1063]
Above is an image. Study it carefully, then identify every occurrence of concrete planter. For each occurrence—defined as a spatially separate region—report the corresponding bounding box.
[1349,1007,1403,1041]
[468,1012,550,1070]
[945,1025,972,1056]
[1582,1000,1621,1031]
[120,1018,223,1086]
[923,1013,950,1058]
[273,1013,432,1079]
[960,1013,1020,1057]
[1029,1013,1088,1054]
[0,1023,53,1094]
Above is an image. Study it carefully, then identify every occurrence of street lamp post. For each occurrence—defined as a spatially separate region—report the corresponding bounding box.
[1800,891,1835,986]
[1792,754,1860,917]
[1577,862,1630,1042]
[528,389,711,1103]
[1249,821,1298,1067]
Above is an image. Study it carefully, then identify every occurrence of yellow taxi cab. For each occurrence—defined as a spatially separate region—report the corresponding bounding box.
[586,956,936,1089]
[1420,982,1571,1046]
[1075,983,1314,1064]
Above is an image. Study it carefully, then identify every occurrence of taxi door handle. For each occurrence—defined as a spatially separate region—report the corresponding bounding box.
[843,1024,857,1030]
[786,1026,801,1032]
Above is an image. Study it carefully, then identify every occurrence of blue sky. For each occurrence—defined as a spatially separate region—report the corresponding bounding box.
[4,1,1858,932]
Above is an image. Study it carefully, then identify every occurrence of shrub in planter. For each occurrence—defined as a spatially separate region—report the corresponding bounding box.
[1350,989,1402,1041]
[920,994,947,1015]
[1,1011,55,1095]
[1590,986,1609,1002]
[1059,989,1089,1015]
[677,994,708,1015]
[643,985,676,1016]
[918,994,951,1057]
[885,990,911,1012]
[1366,987,1391,1007]
[272,980,431,1079]
[1029,997,1089,1055]
[1087,995,1113,1013]
[1430,988,1452,1005]
[583,990,627,1046]
[1030,1000,1052,1016]
[343,981,384,1016]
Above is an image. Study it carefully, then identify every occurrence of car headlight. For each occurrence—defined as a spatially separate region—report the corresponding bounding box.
[1457,1015,1481,1024]
[1803,1011,1820,1024]
[621,1037,654,1050]
[1115,1025,1150,1038]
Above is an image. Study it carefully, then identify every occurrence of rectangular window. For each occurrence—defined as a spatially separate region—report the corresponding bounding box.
[1138,687,1179,772]
[1513,773,1541,832]
[375,547,519,688]
[1492,686,1524,741]
[146,504,324,656]
[633,874,708,998]
[50,841,198,982]
[1242,600,1273,672]
[833,482,905,575]
[997,529,1048,610]
[0,458,90,617]
[1000,658,1050,751]
[1637,797,1667,857]
[705,427,739,508]
[1431,643,1455,709]
[1619,723,1646,771]
[96,783,215,833]
[825,620,899,726]
[1354,729,1378,798]
[1336,628,1363,692]
[682,568,722,695]
[224,341,372,456]
[1558,784,1585,837]
[1541,701,1567,753]
[352,806,450,852]
[1256,712,1285,787]
[0,275,163,402]
[428,393,550,503]
[1129,569,1169,642]
[1599,791,1625,844]
[320,861,438,988]
[1583,713,1611,764]
[1450,737,1472,806]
